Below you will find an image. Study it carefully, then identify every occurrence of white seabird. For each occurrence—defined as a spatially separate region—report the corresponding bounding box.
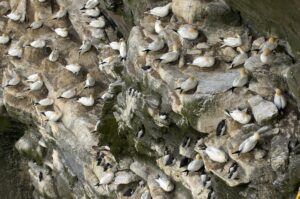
[204,146,228,163]
[143,36,165,53]
[119,39,127,60]
[154,175,174,192]
[41,110,62,122]
[232,68,249,89]
[145,3,172,18]
[157,44,179,64]
[34,98,54,106]
[8,45,23,58]
[58,88,76,99]
[274,88,287,111]
[77,95,95,106]
[260,48,274,65]
[65,64,81,75]
[232,132,260,155]
[109,41,120,51]
[79,39,92,55]
[224,108,251,124]
[186,154,203,173]
[28,77,44,91]
[4,73,21,87]
[189,55,215,68]
[54,28,68,38]
[89,16,105,28]
[30,39,46,48]
[175,76,198,94]
[154,19,163,34]
[81,0,99,9]
[84,73,96,88]
[6,11,21,22]
[230,47,248,68]
[82,7,100,18]
[221,34,242,48]
[260,36,278,51]
[52,6,67,20]
[48,49,59,62]
[228,162,239,179]
[26,73,40,82]
[99,169,114,185]
[27,14,43,30]
[0,34,10,44]
[177,24,199,40]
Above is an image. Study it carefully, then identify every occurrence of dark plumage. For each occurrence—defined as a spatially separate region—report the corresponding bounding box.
[123,188,134,197]
[228,162,239,179]
[39,172,43,182]
[216,119,226,136]
[179,156,190,168]
[181,137,191,148]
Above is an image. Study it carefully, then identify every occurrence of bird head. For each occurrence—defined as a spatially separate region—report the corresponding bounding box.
[189,76,195,81]
[275,88,282,96]
[195,154,201,160]
[239,68,247,76]
[235,34,241,38]
[253,132,260,140]
[268,36,277,44]
[188,27,196,33]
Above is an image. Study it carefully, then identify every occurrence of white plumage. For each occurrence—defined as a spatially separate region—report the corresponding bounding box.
[30,39,46,48]
[234,132,260,154]
[99,171,114,185]
[144,37,165,52]
[232,68,249,88]
[49,49,59,62]
[29,79,43,91]
[190,56,215,68]
[52,7,67,19]
[54,28,68,38]
[65,64,81,75]
[187,154,203,172]
[109,41,120,51]
[84,73,95,88]
[82,0,99,9]
[119,39,127,59]
[274,88,287,110]
[59,88,76,99]
[6,12,21,21]
[89,16,105,28]
[205,146,228,163]
[177,25,199,40]
[155,175,174,192]
[155,20,163,34]
[260,48,274,64]
[77,95,95,106]
[42,111,62,122]
[82,7,100,18]
[5,73,21,87]
[146,3,172,18]
[28,20,43,30]
[225,109,251,124]
[0,34,10,44]
[176,77,198,93]
[158,45,179,64]
[230,47,248,68]
[79,40,92,55]
[8,46,23,58]
[26,73,40,82]
[221,35,242,48]
[35,98,54,106]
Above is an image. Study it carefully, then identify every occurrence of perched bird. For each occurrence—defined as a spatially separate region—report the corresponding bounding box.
[26,73,40,82]
[84,73,96,88]
[136,125,145,139]
[189,55,215,68]
[33,98,54,106]
[184,154,203,174]
[202,146,228,163]
[109,41,120,51]
[82,7,101,18]
[200,173,207,187]
[274,88,287,111]
[30,39,46,48]
[231,68,249,90]
[90,120,101,134]
[48,49,59,62]
[224,108,251,124]
[27,76,43,91]
[143,36,165,53]
[162,148,175,166]
[119,39,127,60]
[41,110,62,122]
[27,14,43,30]
[216,119,226,136]
[52,6,67,19]
[179,156,190,168]
[175,76,198,94]
[79,39,92,55]
[81,0,99,9]
[65,64,81,75]
[156,45,179,64]
[260,48,274,65]
[100,92,114,101]
[154,20,163,34]
[77,95,95,106]
[154,175,174,192]
[181,137,191,149]
[99,169,114,185]
[54,28,68,38]
[230,47,248,68]
[232,132,260,155]
[221,34,242,48]
[4,73,21,87]
[228,162,239,179]
[260,36,278,51]
[8,45,23,58]
[6,11,21,22]
[58,88,77,99]
[145,3,172,18]
[89,16,105,28]
[123,188,134,197]
[0,34,10,45]
[176,24,199,40]
[39,172,43,182]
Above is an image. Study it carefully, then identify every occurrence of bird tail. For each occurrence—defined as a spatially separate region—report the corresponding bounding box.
[154,58,162,62]
[142,49,151,54]
[232,150,241,156]
[224,109,231,117]
[182,170,189,175]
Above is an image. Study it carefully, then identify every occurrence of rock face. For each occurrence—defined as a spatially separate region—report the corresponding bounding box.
[0,0,300,199]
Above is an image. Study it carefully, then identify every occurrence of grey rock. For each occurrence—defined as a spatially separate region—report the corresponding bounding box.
[270,135,289,172]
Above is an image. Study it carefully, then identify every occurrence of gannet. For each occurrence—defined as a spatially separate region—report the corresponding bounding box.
[221,34,242,48]
[189,55,215,68]
[136,125,145,139]
[27,14,43,30]
[162,148,175,166]
[48,49,59,62]
[34,98,54,106]
[143,36,165,53]
[185,154,203,173]
[159,112,167,120]
[109,41,120,51]
[38,139,47,148]
[228,162,238,179]
[216,119,226,136]
[141,190,151,199]
[176,25,199,40]
[100,56,115,65]
[99,169,114,185]
[82,7,101,18]
[89,16,105,28]
[91,28,105,39]
[123,188,134,197]
[41,111,62,122]
[79,39,92,55]
[81,0,99,9]
[52,6,67,19]
[77,95,95,106]
[54,28,68,38]
[8,45,23,58]
[251,37,265,51]
[84,73,96,88]
[204,146,228,163]
[26,73,40,82]
[38,0,47,2]
[154,175,174,192]
[100,92,114,101]
[260,36,278,51]
[154,20,163,34]
[4,73,21,87]
[0,34,10,44]
[274,88,287,111]
[6,11,21,22]
[30,39,46,48]
[230,47,248,68]
[145,3,172,18]
[175,76,198,94]
[58,88,76,99]
[28,77,44,91]
[156,44,179,64]
[231,68,249,89]
[65,64,81,75]
[232,132,260,155]
[260,48,274,65]
[181,136,191,149]
[119,39,127,60]
[224,108,251,124]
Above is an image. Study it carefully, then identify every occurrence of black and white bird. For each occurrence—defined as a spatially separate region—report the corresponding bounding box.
[136,125,145,139]
[216,119,226,136]
[228,162,239,179]
[39,172,43,182]
[162,148,175,166]
[232,132,260,155]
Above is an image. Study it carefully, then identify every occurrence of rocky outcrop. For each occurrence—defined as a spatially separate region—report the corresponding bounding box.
[0,0,300,199]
